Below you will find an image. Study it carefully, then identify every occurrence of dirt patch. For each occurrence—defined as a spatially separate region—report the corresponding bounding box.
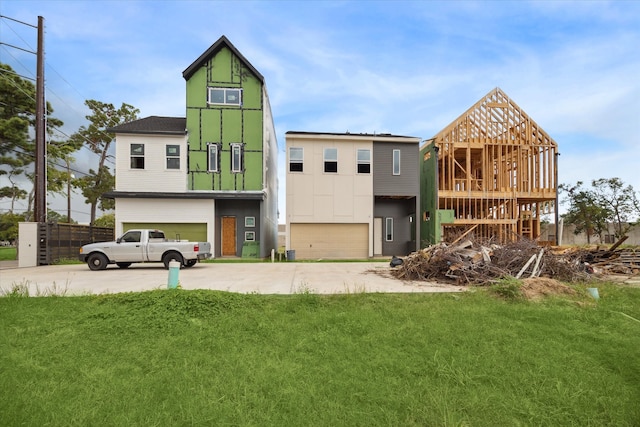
[520,277,576,300]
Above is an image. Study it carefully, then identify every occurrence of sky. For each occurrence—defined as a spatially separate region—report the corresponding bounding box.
[1,0,639,224]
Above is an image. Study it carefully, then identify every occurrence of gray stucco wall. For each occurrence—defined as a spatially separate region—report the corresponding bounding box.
[374,198,417,256]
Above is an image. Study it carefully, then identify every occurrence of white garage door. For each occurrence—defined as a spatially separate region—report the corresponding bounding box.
[290,223,368,259]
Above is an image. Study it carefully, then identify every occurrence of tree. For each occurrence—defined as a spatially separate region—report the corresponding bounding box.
[1,62,72,219]
[0,211,26,244]
[0,63,35,211]
[94,213,115,228]
[69,100,139,225]
[591,178,638,238]
[559,182,609,244]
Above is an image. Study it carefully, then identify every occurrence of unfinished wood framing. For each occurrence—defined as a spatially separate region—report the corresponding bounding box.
[431,88,557,242]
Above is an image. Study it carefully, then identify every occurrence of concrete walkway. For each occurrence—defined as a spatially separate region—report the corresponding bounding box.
[0,261,463,296]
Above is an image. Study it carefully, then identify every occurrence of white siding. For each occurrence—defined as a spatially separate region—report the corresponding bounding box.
[286,138,374,223]
[115,198,215,245]
[286,136,374,256]
[115,133,187,193]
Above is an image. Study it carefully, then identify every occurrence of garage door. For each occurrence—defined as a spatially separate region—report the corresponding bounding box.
[290,223,368,259]
[123,223,207,242]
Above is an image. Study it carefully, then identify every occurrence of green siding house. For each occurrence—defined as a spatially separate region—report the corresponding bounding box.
[107,36,278,259]
[182,36,278,258]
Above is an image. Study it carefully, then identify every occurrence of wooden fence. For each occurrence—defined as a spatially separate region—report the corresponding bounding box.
[39,223,114,265]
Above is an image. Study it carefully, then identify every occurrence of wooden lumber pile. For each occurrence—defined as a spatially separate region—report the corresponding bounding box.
[391,239,594,285]
[589,248,640,275]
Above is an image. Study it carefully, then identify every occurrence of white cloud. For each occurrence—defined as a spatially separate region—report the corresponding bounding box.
[2,0,639,223]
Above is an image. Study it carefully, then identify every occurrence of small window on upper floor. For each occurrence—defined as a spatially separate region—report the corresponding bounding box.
[392,149,401,175]
[208,88,242,106]
[208,143,220,172]
[357,149,371,174]
[324,148,338,173]
[289,147,303,172]
[130,144,145,169]
[166,145,180,170]
[231,143,244,173]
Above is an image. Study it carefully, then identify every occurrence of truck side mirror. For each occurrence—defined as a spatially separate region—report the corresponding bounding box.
[116,238,122,244]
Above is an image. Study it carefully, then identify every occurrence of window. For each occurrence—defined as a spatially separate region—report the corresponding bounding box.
[357,149,371,174]
[208,88,242,106]
[385,217,394,241]
[245,231,255,242]
[289,147,303,172]
[166,145,180,169]
[245,217,255,227]
[148,230,165,240]
[324,148,338,173]
[120,230,141,243]
[208,143,220,172]
[231,143,244,173]
[392,149,401,175]
[130,144,145,169]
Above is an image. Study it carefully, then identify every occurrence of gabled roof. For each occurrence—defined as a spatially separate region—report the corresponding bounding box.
[106,116,186,135]
[182,35,264,83]
[432,87,557,147]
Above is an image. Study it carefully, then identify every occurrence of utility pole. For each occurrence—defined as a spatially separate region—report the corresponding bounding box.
[34,15,47,223]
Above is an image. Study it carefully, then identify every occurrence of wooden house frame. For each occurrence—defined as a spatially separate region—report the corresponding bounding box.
[421,88,558,243]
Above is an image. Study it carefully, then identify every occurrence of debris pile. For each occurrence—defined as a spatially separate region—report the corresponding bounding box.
[582,248,640,275]
[391,239,602,285]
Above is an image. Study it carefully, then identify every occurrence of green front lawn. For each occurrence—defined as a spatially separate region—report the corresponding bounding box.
[0,246,16,261]
[1,282,638,425]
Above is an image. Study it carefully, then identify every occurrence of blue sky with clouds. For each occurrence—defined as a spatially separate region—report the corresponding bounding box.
[1,0,639,223]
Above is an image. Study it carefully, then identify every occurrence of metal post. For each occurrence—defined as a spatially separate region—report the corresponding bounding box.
[66,158,74,223]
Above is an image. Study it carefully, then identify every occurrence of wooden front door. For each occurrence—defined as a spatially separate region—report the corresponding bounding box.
[222,216,237,256]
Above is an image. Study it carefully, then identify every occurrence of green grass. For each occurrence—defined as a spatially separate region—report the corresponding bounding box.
[1,282,639,426]
[0,246,16,261]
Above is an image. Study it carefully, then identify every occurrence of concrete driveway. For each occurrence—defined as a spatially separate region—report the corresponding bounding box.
[0,261,463,296]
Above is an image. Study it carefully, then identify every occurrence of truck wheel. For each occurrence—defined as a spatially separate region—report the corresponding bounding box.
[185,259,197,268]
[162,252,184,269]
[87,253,108,271]
[116,262,132,269]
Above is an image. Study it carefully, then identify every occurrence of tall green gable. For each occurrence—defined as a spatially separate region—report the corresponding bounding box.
[183,36,265,191]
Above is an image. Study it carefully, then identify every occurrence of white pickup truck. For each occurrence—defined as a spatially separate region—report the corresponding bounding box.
[79,229,212,270]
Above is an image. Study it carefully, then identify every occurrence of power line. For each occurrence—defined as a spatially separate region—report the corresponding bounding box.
[2,147,96,177]
[0,14,38,29]
[2,16,127,167]
[0,101,116,168]
[0,60,35,81]
[0,207,94,216]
